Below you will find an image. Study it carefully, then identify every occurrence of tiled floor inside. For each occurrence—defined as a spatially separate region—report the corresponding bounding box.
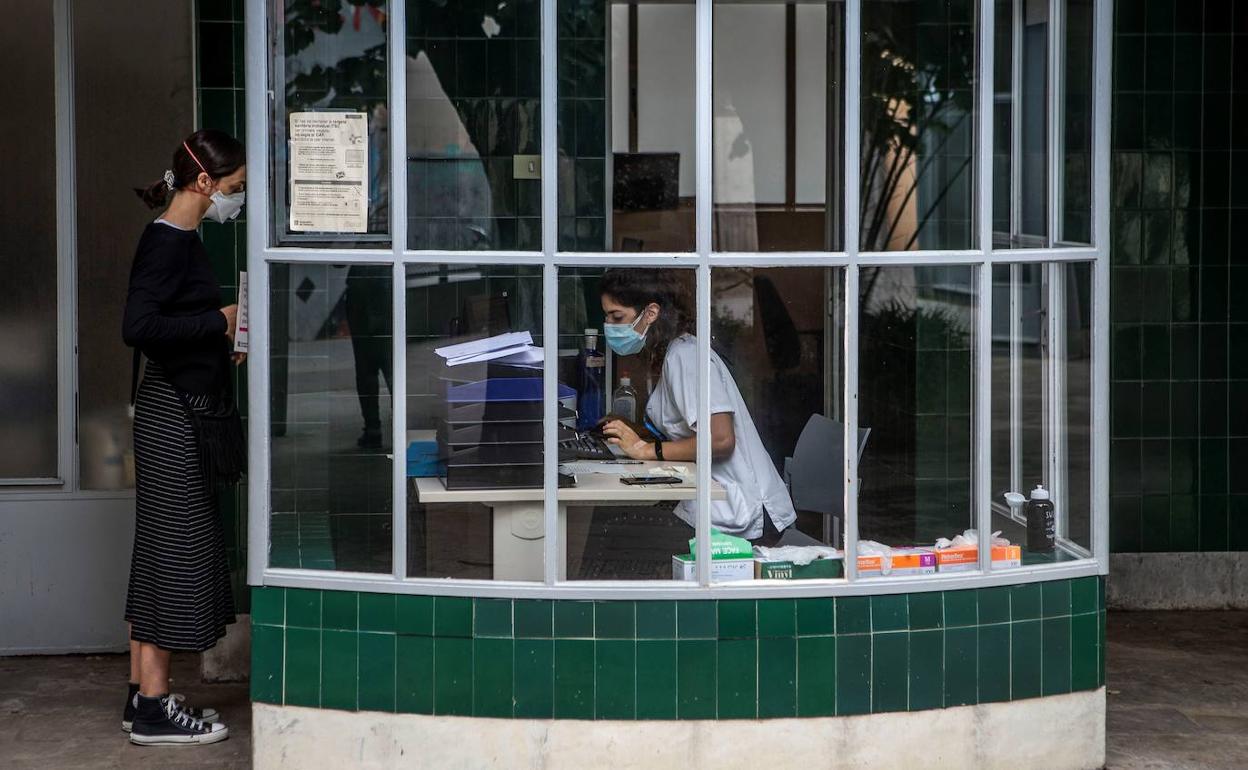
[0,610,1244,768]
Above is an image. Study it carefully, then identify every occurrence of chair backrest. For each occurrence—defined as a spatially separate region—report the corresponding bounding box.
[787,414,870,515]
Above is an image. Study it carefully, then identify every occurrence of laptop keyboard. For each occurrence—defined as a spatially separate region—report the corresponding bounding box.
[558,433,620,461]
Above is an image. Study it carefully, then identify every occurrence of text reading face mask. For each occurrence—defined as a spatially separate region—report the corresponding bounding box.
[604,313,648,356]
[204,190,245,223]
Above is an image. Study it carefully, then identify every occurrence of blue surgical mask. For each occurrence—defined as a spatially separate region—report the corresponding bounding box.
[604,313,648,356]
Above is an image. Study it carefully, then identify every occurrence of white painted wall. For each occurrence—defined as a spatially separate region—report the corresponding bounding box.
[636,5,696,198]
[0,497,134,654]
[618,4,833,205]
[714,5,785,204]
[794,3,829,204]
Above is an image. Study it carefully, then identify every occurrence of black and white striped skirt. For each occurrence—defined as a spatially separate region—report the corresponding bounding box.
[125,361,235,652]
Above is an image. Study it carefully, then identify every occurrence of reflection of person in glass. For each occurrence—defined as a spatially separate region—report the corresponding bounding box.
[597,269,807,545]
[345,265,392,448]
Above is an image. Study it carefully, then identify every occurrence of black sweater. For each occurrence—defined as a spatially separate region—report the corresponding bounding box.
[122,222,230,396]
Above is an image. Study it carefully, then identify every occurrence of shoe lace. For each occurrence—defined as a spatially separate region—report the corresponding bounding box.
[164,695,205,731]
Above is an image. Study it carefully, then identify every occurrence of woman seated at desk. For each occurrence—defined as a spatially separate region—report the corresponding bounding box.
[597,269,814,546]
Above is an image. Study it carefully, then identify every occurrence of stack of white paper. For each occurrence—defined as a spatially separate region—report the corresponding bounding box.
[434,331,544,368]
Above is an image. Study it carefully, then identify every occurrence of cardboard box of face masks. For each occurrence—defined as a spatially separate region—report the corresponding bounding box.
[932,544,1022,572]
[672,553,754,582]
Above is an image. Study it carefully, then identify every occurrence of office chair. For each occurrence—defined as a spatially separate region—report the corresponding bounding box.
[784,414,870,546]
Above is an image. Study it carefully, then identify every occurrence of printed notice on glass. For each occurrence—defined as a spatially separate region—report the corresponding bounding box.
[288,111,368,233]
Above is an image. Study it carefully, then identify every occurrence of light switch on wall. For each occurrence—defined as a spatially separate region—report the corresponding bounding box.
[513,155,541,180]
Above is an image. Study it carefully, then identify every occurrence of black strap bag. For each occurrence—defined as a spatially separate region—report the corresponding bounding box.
[131,349,247,488]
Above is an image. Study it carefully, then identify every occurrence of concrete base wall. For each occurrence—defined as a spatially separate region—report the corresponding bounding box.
[1108,553,1248,610]
[253,689,1106,770]
[202,613,250,682]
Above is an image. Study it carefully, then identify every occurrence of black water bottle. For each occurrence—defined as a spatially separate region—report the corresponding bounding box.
[1025,484,1055,553]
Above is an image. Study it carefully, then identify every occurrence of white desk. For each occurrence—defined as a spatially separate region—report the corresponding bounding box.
[409,430,725,579]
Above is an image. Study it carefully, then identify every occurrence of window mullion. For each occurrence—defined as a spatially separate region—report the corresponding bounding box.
[1010,0,1023,243]
[1047,0,1063,244]
[1091,0,1111,569]
[694,0,713,586]
[245,0,271,586]
[541,0,560,587]
[389,0,408,581]
[842,0,861,583]
[977,0,996,574]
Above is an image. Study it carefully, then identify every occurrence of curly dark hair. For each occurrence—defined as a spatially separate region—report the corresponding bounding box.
[599,268,696,376]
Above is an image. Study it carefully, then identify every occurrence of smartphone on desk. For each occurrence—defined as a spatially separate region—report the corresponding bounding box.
[620,476,682,486]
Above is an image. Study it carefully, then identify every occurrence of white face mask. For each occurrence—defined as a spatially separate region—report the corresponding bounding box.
[205,190,245,223]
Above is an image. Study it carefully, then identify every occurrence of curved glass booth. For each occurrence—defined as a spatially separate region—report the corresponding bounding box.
[245,0,1109,766]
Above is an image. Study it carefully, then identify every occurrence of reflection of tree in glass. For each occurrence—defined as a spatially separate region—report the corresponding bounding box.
[859,2,975,254]
[285,0,388,111]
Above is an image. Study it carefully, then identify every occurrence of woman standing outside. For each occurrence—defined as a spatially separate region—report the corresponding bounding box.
[120,129,245,746]
[596,269,816,546]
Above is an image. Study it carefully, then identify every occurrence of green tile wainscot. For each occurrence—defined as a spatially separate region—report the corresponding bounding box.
[251,577,1105,719]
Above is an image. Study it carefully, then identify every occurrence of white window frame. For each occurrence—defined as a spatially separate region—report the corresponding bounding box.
[245,0,1112,597]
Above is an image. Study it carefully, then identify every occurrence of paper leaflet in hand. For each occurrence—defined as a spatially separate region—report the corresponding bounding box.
[233,271,249,353]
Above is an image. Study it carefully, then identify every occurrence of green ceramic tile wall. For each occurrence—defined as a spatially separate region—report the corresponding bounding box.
[1109,0,1248,553]
[251,578,1105,718]
[406,0,542,250]
[197,0,250,612]
[557,0,608,250]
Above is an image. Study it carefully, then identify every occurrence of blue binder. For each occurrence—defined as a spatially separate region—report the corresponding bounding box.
[446,378,575,404]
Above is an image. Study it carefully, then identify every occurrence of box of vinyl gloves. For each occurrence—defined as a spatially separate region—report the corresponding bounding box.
[931,530,1021,572]
[672,529,754,582]
[753,545,844,579]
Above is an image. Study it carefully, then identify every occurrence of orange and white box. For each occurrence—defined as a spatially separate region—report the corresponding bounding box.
[857,548,937,576]
[933,544,1022,572]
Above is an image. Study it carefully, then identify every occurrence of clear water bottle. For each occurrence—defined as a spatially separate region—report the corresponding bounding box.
[611,377,638,423]
[1025,484,1056,554]
[576,329,605,432]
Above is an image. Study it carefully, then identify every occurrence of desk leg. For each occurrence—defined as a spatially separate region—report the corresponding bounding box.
[491,501,574,579]
[491,501,550,582]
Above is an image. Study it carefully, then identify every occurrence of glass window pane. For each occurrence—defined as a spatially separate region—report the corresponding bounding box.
[860,0,977,252]
[991,0,1012,241]
[0,0,58,480]
[558,2,696,252]
[272,0,390,246]
[858,266,975,572]
[405,0,542,250]
[270,264,393,572]
[1060,0,1094,244]
[711,267,847,563]
[1018,0,1049,240]
[1063,263,1093,550]
[712,1,846,252]
[994,0,1093,248]
[559,267,703,580]
[404,264,545,580]
[991,262,1093,568]
[75,0,196,489]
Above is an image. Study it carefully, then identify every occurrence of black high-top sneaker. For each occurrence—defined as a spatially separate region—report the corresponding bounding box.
[122,686,220,733]
[129,693,229,746]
